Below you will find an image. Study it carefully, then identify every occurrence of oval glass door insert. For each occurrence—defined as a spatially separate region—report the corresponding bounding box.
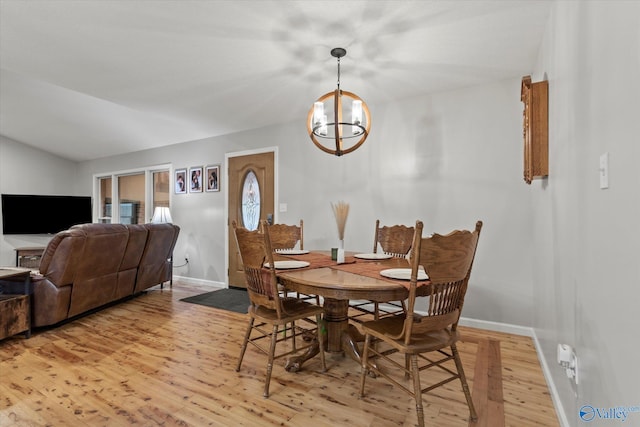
[241,170,261,230]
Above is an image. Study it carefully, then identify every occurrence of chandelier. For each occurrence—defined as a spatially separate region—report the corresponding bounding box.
[307,47,371,156]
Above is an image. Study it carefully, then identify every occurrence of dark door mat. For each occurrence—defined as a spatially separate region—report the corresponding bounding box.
[179,288,248,313]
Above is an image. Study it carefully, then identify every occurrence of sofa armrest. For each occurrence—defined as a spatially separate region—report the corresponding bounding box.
[31,275,73,327]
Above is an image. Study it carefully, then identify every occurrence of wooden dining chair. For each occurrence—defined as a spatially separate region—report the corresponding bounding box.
[232,220,326,397]
[373,220,415,258]
[359,220,483,427]
[265,220,304,251]
[350,220,415,323]
[264,220,319,305]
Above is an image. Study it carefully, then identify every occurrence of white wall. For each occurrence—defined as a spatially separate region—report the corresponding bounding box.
[533,1,640,426]
[0,136,81,265]
[77,76,534,326]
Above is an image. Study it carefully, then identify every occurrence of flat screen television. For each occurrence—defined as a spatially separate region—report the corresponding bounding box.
[1,194,93,235]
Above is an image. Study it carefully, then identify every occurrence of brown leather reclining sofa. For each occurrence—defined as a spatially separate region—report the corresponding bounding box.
[31,222,180,327]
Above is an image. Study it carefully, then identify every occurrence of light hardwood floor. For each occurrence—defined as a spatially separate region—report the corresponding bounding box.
[0,281,559,427]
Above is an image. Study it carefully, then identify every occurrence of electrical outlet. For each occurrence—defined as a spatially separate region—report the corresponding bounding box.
[557,343,579,384]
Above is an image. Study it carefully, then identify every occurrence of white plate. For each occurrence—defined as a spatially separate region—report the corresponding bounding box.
[264,260,310,269]
[380,268,428,281]
[354,253,393,260]
[275,249,310,255]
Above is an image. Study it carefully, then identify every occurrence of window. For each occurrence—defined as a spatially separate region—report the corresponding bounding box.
[98,177,112,223]
[153,170,170,211]
[118,173,144,224]
[94,165,171,224]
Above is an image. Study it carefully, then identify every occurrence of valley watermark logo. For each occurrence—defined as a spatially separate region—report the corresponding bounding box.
[580,404,640,422]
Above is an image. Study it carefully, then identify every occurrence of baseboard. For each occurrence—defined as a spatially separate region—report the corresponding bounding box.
[346,303,534,337]
[531,330,571,427]
[457,316,534,337]
[172,275,225,288]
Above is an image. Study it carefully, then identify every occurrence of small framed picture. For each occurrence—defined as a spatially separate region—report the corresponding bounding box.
[189,166,203,193]
[205,165,220,192]
[174,169,187,194]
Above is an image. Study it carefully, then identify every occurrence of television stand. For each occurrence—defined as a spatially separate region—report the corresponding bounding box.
[15,247,45,270]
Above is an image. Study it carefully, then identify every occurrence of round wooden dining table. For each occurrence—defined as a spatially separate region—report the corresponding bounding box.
[276,255,411,371]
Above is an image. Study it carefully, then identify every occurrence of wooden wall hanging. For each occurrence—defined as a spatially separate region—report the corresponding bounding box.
[521,76,548,184]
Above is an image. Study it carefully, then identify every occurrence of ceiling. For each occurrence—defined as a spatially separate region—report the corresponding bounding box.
[0,0,552,162]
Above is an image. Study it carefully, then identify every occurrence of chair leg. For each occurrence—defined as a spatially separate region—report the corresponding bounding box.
[358,334,372,397]
[264,323,279,398]
[316,313,326,372]
[410,354,425,427]
[291,320,297,352]
[452,343,478,421]
[236,317,254,372]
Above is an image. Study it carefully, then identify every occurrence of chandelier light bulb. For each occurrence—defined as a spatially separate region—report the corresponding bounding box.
[313,102,324,126]
[320,114,328,136]
[352,100,362,135]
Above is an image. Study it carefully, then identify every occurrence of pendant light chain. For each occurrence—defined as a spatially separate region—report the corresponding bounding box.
[336,56,341,91]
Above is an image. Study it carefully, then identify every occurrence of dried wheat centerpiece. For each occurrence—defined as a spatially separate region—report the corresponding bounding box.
[331,201,350,248]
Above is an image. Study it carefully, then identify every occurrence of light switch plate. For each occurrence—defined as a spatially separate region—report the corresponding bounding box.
[279,203,287,212]
[599,152,609,189]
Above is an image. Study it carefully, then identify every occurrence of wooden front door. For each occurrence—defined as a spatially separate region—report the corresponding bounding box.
[228,151,275,288]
